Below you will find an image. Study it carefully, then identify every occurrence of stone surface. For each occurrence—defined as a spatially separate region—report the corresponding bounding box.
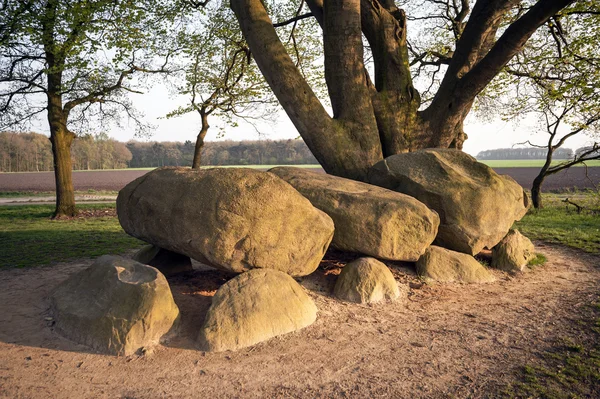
[50,255,180,356]
[368,149,529,255]
[333,257,401,303]
[491,229,535,272]
[117,167,334,277]
[269,167,439,261]
[416,246,496,283]
[197,269,317,352]
[133,245,193,277]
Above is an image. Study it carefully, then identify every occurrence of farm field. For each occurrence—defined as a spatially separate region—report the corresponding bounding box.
[478,159,600,168]
[1,164,599,193]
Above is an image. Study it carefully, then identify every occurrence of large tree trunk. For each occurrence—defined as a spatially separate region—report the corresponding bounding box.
[231,0,572,180]
[232,0,382,181]
[531,174,545,209]
[47,91,77,218]
[192,111,210,169]
[531,147,554,209]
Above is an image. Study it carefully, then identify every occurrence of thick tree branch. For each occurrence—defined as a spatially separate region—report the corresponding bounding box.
[273,12,314,27]
[231,0,383,180]
[457,0,574,103]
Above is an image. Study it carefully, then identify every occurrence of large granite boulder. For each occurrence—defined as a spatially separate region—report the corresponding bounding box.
[416,246,496,283]
[50,255,180,356]
[334,257,401,303]
[491,229,535,272]
[117,167,334,277]
[368,149,529,255]
[197,269,317,352]
[269,167,439,261]
[133,245,193,277]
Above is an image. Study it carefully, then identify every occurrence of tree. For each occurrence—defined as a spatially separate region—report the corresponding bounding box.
[166,1,317,169]
[477,1,600,208]
[0,0,171,217]
[230,0,576,181]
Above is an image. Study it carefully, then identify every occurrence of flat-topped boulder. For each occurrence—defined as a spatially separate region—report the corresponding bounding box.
[197,269,318,352]
[416,246,496,283]
[491,229,535,272]
[269,167,439,261]
[117,167,334,277]
[50,255,180,356]
[368,149,529,255]
[334,257,401,303]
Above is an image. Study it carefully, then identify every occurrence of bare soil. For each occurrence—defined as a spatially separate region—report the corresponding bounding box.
[1,167,599,193]
[0,244,599,398]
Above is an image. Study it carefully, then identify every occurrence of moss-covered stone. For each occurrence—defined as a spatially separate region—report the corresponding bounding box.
[368,149,529,255]
[198,269,317,352]
[334,257,401,303]
[491,229,535,272]
[270,167,439,261]
[117,167,334,277]
[50,255,180,356]
[416,246,496,283]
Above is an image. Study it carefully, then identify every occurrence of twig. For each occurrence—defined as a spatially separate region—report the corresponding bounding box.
[563,197,584,214]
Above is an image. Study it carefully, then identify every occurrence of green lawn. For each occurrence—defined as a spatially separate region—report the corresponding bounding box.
[506,304,600,399]
[509,192,600,397]
[0,204,144,268]
[0,189,119,198]
[515,193,600,253]
[479,159,600,168]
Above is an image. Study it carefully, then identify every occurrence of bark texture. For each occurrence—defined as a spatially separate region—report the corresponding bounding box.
[232,0,574,180]
[47,74,77,218]
[192,111,209,169]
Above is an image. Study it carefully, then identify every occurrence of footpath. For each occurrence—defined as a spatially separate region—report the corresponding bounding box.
[0,195,117,206]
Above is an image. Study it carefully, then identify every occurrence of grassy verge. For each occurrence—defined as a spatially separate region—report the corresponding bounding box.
[508,191,600,397]
[0,189,119,198]
[0,204,144,268]
[506,302,600,398]
[515,192,600,254]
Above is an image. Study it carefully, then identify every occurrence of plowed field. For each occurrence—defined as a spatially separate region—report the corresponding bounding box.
[0,166,599,192]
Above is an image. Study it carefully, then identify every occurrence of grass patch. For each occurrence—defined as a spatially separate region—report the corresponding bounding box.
[506,303,600,398]
[515,192,600,254]
[528,253,548,267]
[0,190,119,198]
[0,204,144,268]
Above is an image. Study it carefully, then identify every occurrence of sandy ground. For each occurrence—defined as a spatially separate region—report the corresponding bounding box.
[0,243,599,398]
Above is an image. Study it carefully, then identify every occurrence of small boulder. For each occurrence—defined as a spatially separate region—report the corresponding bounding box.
[198,269,317,352]
[368,149,529,255]
[117,167,334,277]
[269,167,439,261]
[50,255,180,356]
[491,229,535,272]
[133,245,193,277]
[334,257,401,303]
[416,246,496,283]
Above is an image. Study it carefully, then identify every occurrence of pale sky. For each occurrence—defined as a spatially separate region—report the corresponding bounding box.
[29,81,596,158]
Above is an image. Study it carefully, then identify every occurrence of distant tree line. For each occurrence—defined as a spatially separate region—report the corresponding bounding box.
[0,132,319,172]
[126,139,318,168]
[0,131,132,172]
[476,148,575,160]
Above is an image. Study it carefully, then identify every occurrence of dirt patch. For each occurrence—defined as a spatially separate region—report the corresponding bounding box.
[0,244,598,398]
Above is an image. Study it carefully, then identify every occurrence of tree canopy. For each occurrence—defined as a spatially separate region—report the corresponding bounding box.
[0,0,174,216]
[230,0,579,180]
